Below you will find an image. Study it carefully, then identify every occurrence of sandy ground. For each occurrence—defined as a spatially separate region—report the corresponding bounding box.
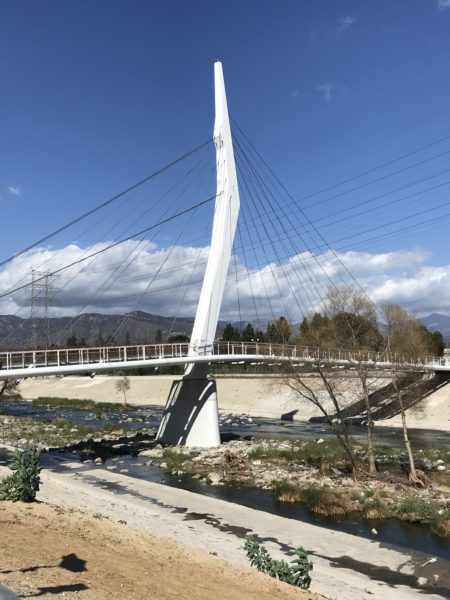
[19,373,450,429]
[0,501,323,600]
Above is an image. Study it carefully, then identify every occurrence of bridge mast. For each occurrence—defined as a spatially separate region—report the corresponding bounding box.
[156,62,240,446]
[189,62,240,352]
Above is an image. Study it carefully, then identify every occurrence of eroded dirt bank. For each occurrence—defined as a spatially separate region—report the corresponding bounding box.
[0,501,323,600]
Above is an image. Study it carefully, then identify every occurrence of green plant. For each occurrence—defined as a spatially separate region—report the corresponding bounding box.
[396,496,436,517]
[244,535,312,589]
[32,397,127,411]
[162,449,198,472]
[272,480,302,502]
[0,443,41,502]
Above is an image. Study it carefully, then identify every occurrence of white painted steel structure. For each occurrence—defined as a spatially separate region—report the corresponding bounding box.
[189,62,240,353]
[155,61,241,446]
[1,341,449,380]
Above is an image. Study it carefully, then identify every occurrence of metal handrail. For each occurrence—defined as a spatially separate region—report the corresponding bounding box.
[0,341,448,373]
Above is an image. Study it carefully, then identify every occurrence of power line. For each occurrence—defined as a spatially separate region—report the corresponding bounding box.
[0,193,219,302]
[0,137,213,270]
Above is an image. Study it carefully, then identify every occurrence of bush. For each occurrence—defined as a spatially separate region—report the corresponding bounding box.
[244,535,312,589]
[0,444,41,502]
[272,480,302,502]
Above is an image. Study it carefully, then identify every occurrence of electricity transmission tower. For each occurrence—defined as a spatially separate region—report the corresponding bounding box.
[28,270,57,350]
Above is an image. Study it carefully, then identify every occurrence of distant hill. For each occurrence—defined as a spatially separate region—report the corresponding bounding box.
[419,313,450,344]
[0,311,198,350]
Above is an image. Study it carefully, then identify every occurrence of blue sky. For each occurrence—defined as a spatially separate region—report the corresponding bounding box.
[1,0,450,320]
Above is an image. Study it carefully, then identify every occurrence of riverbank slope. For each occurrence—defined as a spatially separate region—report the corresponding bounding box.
[18,374,450,430]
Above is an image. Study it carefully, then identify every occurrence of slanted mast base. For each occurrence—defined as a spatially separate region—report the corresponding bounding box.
[156,364,220,447]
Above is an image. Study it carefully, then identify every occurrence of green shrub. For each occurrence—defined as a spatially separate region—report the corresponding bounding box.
[162,449,198,472]
[32,397,127,411]
[272,480,302,502]
[0,444,41,502]
[396,496,437,517]
[244,535,312,589]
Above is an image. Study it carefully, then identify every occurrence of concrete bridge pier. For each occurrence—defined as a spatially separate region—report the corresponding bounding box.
[155,363,220,447]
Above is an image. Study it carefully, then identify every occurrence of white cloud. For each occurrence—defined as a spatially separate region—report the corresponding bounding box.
[438,0,450,10]
[7,186,21,197]
[337,15,356,34]
[316,82,335,102]
[1,241,450,326]
[290,89,300,100]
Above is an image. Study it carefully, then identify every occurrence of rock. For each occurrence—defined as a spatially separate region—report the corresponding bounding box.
[139,448,163,458]
[436,465,446,471]
[160,462,167,469]
[330,466,343,477]
[417,577,428,586]
[371,528,378,535]
[316,438,325,445]
[94,457,103,464]
[207,471,222,485]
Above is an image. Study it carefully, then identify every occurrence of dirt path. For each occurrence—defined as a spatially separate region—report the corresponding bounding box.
[0,501,322,600]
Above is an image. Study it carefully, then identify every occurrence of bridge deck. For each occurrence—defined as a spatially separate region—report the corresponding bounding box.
[1,342,449,379]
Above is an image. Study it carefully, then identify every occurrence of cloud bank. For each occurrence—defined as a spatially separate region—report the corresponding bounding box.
[0,240,448,322]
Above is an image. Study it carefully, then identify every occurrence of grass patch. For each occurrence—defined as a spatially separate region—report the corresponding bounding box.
[430,515,450,537]
[2,392,22,400]
[396,496,437,518]
[272,481,354,516]
[250,439,348,466]
[396,497,450,537]
[32,397,128,411]
[161,449,199,472]
[0,415,128,447]
[360,494,391,519]
[272,481,302,502]
[301,484,354,516]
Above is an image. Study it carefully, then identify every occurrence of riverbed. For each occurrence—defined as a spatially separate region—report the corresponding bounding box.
[1,398,450,566]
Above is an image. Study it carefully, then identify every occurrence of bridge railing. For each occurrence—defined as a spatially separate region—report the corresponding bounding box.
[1,341,449,373]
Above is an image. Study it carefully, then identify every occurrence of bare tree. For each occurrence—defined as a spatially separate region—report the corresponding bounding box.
[325,286,383,474]
[280,361,360,474]
[381,303,434,486]
[115,376,130,406]
[0,379,20,399]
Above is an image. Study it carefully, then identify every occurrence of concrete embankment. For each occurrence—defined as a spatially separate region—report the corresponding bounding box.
[1,447,448,600]
[19,373,450,430]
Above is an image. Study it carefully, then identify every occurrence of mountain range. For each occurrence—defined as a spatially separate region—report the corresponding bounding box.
[0,311,197,350]
[0,311,448,350]
[418,313,450,343]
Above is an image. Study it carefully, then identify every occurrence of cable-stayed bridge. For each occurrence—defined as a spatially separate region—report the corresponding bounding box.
[2,62,450,445]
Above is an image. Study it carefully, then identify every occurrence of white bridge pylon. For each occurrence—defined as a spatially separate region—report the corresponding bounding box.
[156,61,241,446]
